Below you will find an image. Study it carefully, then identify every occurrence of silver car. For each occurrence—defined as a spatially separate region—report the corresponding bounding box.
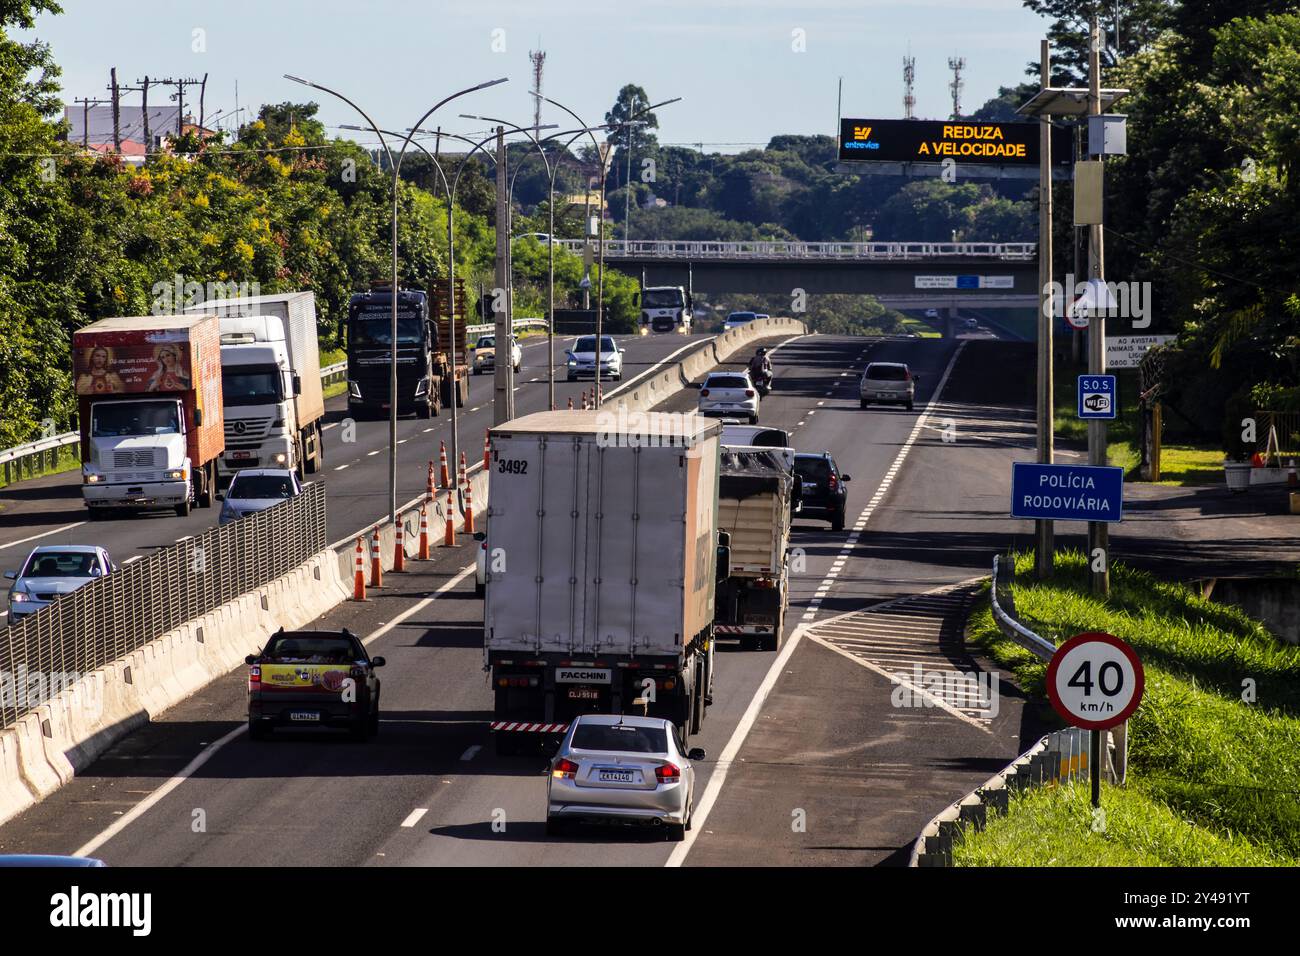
[546,714,706,840]
[219,468,302,525]
[565,334,623,381]
[859,361,919,410]
[5,545,116,622]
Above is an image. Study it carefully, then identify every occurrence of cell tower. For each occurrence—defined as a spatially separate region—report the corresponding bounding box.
[903,55,916,119]
[947,56,966,120]
[529,47,546,131]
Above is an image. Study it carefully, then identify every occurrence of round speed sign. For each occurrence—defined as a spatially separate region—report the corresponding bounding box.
[1046,632,1145,730]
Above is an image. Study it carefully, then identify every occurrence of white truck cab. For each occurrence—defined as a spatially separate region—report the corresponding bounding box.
[218,316,300,480]
[636,286,692,334]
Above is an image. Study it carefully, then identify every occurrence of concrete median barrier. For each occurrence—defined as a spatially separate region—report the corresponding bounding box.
[603,316,806,415]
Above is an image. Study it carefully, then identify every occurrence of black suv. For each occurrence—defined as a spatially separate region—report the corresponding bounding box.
[792,453,851,531]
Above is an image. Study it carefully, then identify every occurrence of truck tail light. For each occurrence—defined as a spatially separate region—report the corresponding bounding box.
[248,665,260,691]
[655,677,676,691]
[655,762,681,784]
[552,758,579,779]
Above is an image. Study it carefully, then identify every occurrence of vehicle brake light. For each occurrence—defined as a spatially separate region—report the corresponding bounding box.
[904,370,912,381]
[655,762,681,783]
[700,388,710,397]
[745,390,754,398]
[828,475,838,492]
[248,665,260,690]
[553,758,579,779]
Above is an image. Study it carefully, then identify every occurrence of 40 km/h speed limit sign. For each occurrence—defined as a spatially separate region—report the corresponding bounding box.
[1046,632,1145,730]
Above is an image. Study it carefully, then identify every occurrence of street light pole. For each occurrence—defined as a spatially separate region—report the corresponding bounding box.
[1034,43,1055,580]
[1086,15,1110,599]
[285,73,506,525]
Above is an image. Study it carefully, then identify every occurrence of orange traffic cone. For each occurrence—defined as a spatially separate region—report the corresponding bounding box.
[427,460,435,503]
[418,506,430,560]
[352,538,366,601]
[393,516,406,573]
[459,451,468,488]
[369,528,383,588]
[439,441,450,488]
[464,480,476,534]
[483,429,491,470]
[443,489,456,547]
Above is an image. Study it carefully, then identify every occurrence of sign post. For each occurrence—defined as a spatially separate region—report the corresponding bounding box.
[1046,632,1145,808]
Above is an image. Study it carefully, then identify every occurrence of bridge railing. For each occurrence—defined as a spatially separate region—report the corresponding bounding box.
[552,239,1036,261]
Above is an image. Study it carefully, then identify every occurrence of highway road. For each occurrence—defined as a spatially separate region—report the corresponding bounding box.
[0,329,1045,866]
[0,330,709,582]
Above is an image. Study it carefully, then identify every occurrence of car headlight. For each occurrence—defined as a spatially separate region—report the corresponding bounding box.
[9,589,30,604]
[348,380,361,399]
[272,453,287,464]
[166,469,184,480]
[414,378,428,397]
[83,472,101,484]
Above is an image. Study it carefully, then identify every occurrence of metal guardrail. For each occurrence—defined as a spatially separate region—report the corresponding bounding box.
[990,554,1057,662]
[0,432,80,486]
[0,482,326,729]
[464,317,549,337]
[320,360,347,388]
[552,239,1037,261]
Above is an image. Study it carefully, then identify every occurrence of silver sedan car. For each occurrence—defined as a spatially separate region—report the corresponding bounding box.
[546,714,706,840]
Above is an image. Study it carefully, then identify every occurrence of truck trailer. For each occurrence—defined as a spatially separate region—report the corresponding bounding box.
[483,411,727,754]
[713,447,793,651]
[75,314,224,517]
[186,291,325,482]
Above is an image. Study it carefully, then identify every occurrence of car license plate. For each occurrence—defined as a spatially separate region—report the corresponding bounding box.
[230,451,252,460]
[877,391,893,398]
[802,482,817,492]
[598,769,636,784]
[289,711,320,722]
[567,687,600,701]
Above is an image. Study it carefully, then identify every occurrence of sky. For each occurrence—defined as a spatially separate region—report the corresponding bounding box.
[27,0,1053,153]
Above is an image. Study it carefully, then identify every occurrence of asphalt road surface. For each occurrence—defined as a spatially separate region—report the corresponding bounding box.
[0,332,1048,865]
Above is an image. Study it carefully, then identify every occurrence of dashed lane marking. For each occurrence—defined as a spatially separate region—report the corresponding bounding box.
[400,808,429,828]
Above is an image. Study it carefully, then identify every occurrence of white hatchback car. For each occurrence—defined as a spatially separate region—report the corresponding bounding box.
[473,335,523,374]
[698,371,759,424]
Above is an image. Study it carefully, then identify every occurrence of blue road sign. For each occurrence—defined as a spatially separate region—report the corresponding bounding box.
[956,275,979,289]
[1011,462,1124,523]
[1077,374,1117,420]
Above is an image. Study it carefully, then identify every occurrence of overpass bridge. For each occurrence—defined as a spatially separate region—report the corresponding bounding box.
[554,239,1039,308]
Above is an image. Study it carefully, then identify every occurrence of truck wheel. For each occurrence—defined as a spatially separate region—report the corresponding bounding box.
[420,398,434,419]
[175,495,191,518]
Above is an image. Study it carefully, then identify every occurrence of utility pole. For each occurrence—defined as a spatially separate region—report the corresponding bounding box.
[140,77,151,154]
[947,56,966,120]
[73,97,110,148]
[1034,39,1055,579]
[1086,15,1110,598]
[198,72,208,132]
[109,68,121,152]
[529,48,546,132]
[624,121,633,239]
[493,127,513,424]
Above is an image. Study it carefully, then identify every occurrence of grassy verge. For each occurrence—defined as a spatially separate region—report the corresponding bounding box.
[954,550,1300,867]
[899,316,942,338]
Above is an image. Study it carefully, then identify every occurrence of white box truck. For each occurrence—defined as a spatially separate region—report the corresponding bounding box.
[634,285,692,334]
[483,410,727,754]
[187,292,325,482]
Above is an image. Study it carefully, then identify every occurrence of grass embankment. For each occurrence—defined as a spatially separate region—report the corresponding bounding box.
[1052,358,1221,486]
[899,316,943,338]
[954,550,1300,867]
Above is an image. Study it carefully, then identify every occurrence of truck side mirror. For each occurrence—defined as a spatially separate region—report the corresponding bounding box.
[716,530,731,582]
[193,407,202,427]
[292,373,302,396]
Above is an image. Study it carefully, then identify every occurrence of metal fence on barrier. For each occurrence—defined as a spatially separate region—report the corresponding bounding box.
[0,482,326,729]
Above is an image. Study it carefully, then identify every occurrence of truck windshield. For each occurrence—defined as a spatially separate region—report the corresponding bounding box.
[91,401,180,437]
[222,367,283,406]
[350,316,424,348]
[641,290,683,309]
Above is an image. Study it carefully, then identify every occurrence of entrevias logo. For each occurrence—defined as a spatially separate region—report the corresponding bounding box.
[845,125,880,150]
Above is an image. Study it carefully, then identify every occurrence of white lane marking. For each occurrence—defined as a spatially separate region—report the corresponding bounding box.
[123,556,143,565]
[0,521,89,555]
[323,422,338,431]
[601,335,718,401]
[74,722,246,858]
[798,342,967,624]
[422,427,434,433]
[367,450,379,456]
[459,745,481,762]
[665,621,810,867]
[72,560,476,857]
[400,808,429,828]
[334,464,349,471]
